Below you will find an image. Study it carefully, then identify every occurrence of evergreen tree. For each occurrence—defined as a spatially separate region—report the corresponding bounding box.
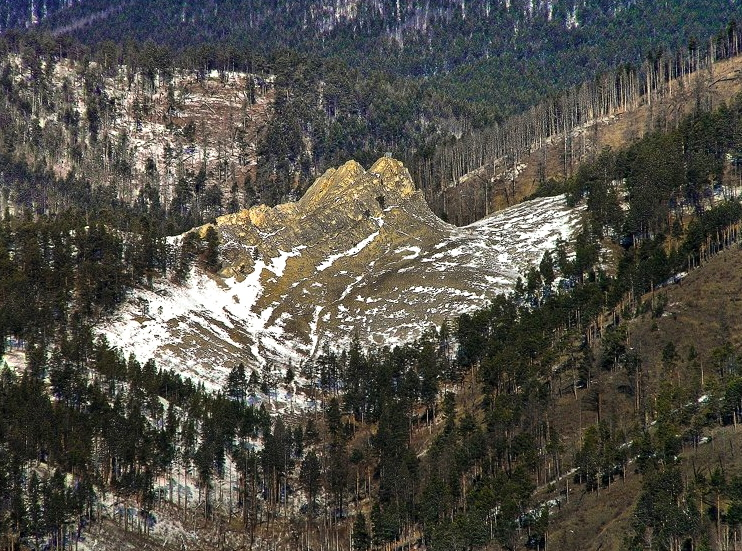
[201,226,221,273]
[300,451,321,516]
[226,363,248,404]
[352,512,371,550]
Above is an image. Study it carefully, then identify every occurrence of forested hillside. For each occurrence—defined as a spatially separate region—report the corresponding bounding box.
[27,0,742,111]
[0,0,72,30]
[3,2,742,550]
[2,2,742,221]
[2,87,742,549]
[0,34,282,235]
[3,21,742,227]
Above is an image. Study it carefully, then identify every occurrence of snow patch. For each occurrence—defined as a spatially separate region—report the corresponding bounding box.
[317,230,380,271]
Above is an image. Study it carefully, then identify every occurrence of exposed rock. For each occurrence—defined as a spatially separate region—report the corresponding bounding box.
[215,157,434,272]
[0,53,271,212]
[101,157,584,387]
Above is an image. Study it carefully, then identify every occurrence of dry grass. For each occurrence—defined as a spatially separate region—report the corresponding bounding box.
[540,245,742,550]
[546,424,742,551]
[448,54,742,221]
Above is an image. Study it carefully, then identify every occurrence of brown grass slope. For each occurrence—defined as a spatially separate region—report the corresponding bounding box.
[445,54,742,225]
[542,245,742,551]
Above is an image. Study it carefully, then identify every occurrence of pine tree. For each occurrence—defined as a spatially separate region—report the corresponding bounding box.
[300,451,321,516]
[202,226,221,273]
[27,471,42,549]
[226,363,247,404]
[352,512,371,550]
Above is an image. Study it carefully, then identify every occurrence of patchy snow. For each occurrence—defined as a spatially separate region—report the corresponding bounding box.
[101,248,308,390]
[99,194,584,389]
[308,306,324,356]
[5,55,272,215]
[268,246,305,277]
[397,246,421,260]
[317,230,380,272]
[339,274,366,302]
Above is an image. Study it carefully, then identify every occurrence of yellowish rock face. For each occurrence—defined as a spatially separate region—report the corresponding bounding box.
[102,157,582,385]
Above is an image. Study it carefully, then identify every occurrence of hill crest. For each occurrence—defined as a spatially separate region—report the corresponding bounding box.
[101,158,584,388]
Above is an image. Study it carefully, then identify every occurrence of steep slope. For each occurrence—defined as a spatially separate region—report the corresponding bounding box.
[0,52,272,218]
[4,3,741,224]
[7,1,739,114]
[540,242,742,550]
[101,157,583,387]
[443,52,742,224]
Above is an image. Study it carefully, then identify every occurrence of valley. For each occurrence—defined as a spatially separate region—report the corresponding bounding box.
[2,4,742,551]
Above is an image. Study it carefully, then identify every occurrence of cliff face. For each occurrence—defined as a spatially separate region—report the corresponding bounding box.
[101,158,583,387]
[215,157,436,277]
[0,52,271,217]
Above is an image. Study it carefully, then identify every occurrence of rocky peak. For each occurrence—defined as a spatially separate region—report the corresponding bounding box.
[368,156,416,195]
[214,157,430,270]
[296,157,418,218]
[299,159,367,210]
[217,157,419,232]
[101,159,583,387]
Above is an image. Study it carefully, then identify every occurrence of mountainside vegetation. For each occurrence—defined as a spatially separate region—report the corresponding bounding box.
[2,2,742,222]
[2,87,742,548]
[20,0,742,109]
[4,3,742,550]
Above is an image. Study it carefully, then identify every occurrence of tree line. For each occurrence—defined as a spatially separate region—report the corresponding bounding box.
[3,7,742,225]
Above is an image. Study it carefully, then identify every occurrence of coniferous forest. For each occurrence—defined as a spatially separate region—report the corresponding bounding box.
[1,2,742,219]
[1,82,742,549]
[3,2,742,551]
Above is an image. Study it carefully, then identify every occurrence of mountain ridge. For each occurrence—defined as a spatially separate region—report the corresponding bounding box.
[215,157,431,278]
[100,157,583,387]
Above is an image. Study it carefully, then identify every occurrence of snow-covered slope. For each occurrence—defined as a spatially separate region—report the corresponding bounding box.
[101,158,584,388]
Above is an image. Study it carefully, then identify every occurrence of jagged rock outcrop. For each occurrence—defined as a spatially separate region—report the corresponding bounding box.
[216,157,441,277]
[101,158,583,387]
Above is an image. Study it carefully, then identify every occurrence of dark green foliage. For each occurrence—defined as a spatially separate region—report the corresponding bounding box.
[201,226,221,273]
[567,93,742,249]
[630,467,701,550]
[0,33,741,551]
[352,512,371,550]
[371,502,401,546]
[17,1,740,118]
[227,363,248,404]
[173,231,198,283]
[2,3,739,221]
[300,451,321,516]
[0,316,271,547]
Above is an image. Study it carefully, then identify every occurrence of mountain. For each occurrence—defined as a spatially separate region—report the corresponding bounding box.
[100,156,583,387]
[2,56,742,551]
[3,5,742,551]
[6,1,741,113]
[442,49,742,225]
[3,3,741,224]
